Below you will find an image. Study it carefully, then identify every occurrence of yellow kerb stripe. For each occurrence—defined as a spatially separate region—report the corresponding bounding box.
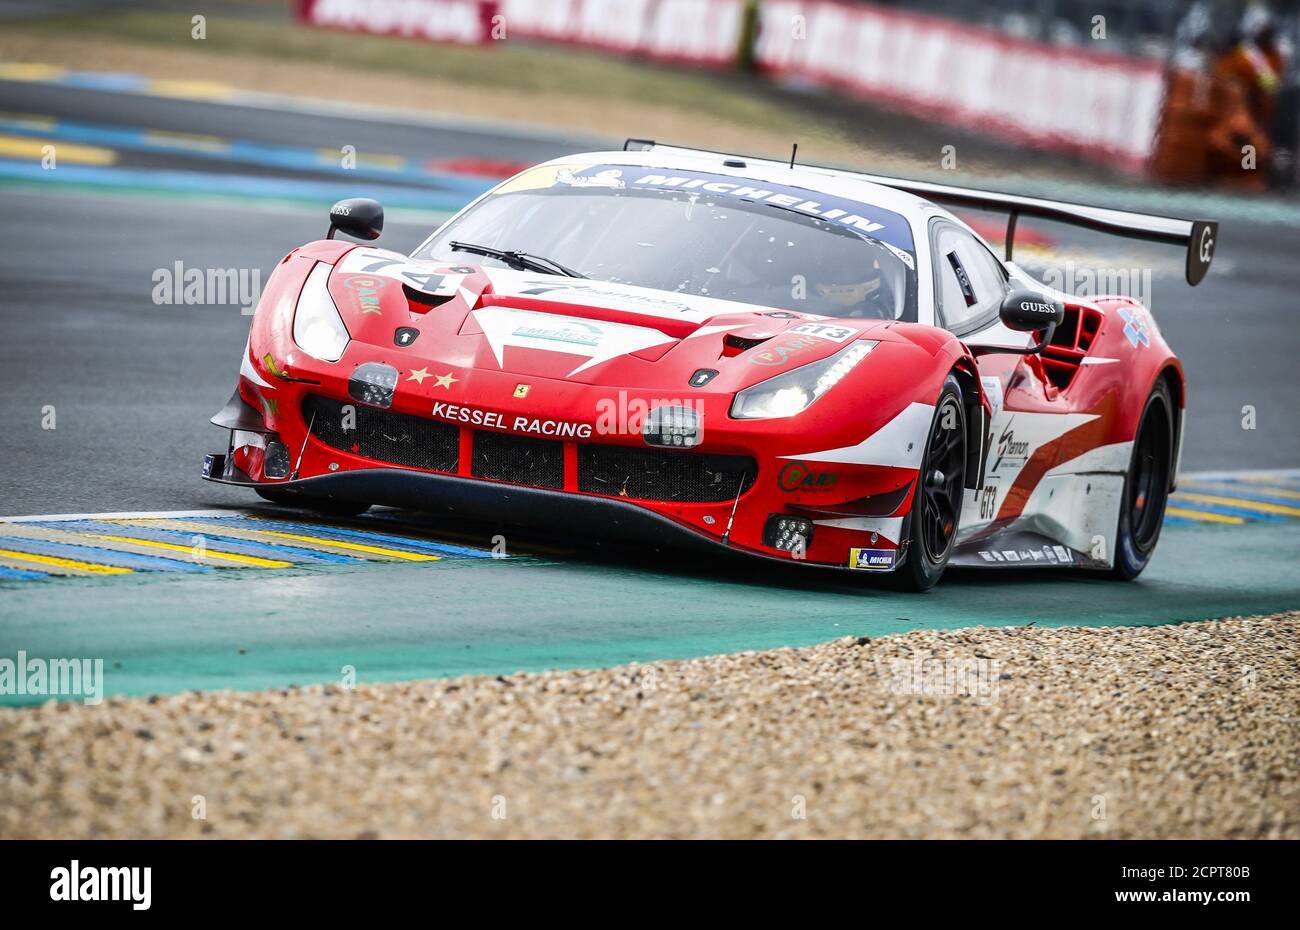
[0,134,116,165]
[0,64,68,82]
[87,534,292,568]
[1171,492,1300,518]
[317,148,405,168]
[142,129,230,152]
[0,548,131,574]
[1179,481,1300,501]
[1225,473,1300,485]
[146,79,233,100]
[250,529,439,561]
[0,112,57,129]
[1165,506,1244,524]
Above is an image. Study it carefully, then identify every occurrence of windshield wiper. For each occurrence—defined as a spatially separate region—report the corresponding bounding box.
[448,241,587,278]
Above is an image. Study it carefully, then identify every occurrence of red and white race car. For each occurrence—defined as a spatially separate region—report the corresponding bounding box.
[203,142,1216,589]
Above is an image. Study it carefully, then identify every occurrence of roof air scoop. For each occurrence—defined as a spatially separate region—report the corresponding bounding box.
[403,283,454,310]
[724,333,770,351]
[722,329,777,356]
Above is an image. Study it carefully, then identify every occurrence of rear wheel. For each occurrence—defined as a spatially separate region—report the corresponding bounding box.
[254,487,372,518]
[889,375,967,591]
[1109,379,1174,579]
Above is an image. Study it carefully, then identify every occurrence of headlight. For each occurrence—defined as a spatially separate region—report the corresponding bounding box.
[731,340,877,419]
[643,405,703,447]
[292,262,350,362]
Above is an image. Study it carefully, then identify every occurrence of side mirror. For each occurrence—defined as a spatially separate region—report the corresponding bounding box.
[977,290,1065,356]
[327,198,383,241]
[1000,290,1065,332]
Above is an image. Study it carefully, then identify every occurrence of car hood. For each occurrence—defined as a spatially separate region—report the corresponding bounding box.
[325,247,898,394]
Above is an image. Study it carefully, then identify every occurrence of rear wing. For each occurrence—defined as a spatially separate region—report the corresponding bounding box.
[623,140,1217,286]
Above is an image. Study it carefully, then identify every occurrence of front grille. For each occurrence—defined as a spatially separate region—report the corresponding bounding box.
[302,393,755,502]
[303,394,459,472]
[578,444,756,502]
[471,429,564,489]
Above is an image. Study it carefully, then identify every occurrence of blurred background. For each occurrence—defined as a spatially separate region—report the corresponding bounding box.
[0,0,1296,190]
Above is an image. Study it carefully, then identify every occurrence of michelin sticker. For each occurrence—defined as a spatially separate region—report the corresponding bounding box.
[499,163,917,252]
[849,547,896,571]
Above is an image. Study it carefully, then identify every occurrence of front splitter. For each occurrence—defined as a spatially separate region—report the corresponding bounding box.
[202,464,860,572]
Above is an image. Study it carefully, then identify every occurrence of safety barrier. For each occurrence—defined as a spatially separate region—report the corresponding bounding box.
[296,0,1164,172]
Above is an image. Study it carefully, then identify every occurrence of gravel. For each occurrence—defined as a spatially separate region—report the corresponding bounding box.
[1,613,1296,839]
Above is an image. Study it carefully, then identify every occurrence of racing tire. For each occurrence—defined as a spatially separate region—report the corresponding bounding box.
[254,486,372,518]
[1108,379,1174,580]
[888,375,967,591]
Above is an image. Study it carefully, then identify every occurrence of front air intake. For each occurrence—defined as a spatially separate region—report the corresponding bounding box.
[302,395,460,472]
[577,445,755,502]
[471,429,564,489]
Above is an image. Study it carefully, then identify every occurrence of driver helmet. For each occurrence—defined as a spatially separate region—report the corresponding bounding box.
[814,258,892,317]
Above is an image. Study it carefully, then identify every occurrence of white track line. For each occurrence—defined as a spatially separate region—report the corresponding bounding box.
[0,510,244,523]
[1179,468,1300,481]
[226,87,611,146]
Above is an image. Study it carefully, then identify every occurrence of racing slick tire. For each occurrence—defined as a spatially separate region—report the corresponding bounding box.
[254,486,372,517]
[1109,379,1175,580]
[888,375,967,592]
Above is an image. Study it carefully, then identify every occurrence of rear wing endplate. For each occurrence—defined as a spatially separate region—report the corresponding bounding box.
[623,139,1218,286]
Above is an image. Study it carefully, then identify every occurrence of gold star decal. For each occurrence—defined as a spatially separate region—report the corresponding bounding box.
[434,372,458,389]
[407,367,431,385]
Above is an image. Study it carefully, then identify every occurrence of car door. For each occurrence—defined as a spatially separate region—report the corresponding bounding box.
[929,219,1072,543]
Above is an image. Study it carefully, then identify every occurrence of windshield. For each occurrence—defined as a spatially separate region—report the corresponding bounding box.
[414,164,918,321]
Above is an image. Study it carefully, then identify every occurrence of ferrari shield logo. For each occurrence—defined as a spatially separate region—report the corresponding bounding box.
[513,384,530,398]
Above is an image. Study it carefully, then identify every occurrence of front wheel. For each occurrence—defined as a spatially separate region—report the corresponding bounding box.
[1109,379,1174,579]
[889,375,967,591]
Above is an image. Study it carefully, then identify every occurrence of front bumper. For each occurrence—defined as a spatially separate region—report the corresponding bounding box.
[204,461,893,570]
[210,348,921,572]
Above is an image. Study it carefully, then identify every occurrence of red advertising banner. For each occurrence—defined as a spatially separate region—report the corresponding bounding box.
[298,0,745,60]
[498,0,747,65]
[753,1,1165,171]
[298,0,502,46]
[296,0,1164,170]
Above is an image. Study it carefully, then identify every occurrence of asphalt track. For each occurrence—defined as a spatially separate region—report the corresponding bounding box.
[1,76,1298,701]
[1,512,1298,703]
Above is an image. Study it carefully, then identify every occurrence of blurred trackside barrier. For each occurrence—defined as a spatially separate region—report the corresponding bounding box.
[296,0,1165,174]
[499,0,748,64]
[752,1,1164,173]
[296,0,502,44]
[296,0,748,59]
